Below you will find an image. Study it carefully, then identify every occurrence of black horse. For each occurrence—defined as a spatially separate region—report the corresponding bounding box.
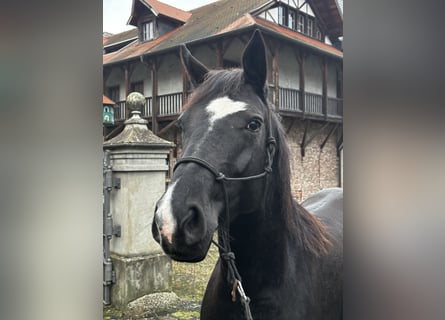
[152,30,342,320]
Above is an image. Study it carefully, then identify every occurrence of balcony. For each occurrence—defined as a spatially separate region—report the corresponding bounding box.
[113,88,342,123]
[277,87,342,121]
[113,92,183,122]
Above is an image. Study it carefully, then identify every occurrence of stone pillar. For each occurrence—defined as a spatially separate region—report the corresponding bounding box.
[103,92,174,308]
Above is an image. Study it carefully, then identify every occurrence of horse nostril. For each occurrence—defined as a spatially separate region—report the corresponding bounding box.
[181,207,206,246]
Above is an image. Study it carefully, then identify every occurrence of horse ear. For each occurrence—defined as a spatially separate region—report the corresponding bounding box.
[180,44,209,87]
[242,30,267,97]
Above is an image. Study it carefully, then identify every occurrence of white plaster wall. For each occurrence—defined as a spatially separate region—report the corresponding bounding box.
[130,61,152,96]
[304,54,322,94]
[158,53,182,95]
[267,7,278,23]
[193,44,217,69]
[223,37,244,65]
[278,45,299,89]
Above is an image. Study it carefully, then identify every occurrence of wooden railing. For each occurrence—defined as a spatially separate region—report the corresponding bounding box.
[142,97,152,117]
[113,89,342,122]
[279,87,301,112]
[114,101,126,121]
[327,97,343,117]
[304,92,323,114]
[158,92,182,116]
[276,87,342,118]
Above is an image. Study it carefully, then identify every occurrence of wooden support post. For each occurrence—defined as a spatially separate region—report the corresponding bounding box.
[151,58,159,134]
[182,62,188,106]
[103,68,111,94]
[337,64,343,116]
[297,51,305,115]
[215,41,224,69]
[322,57,328,118]
[300,120,310,157]
[124,63,130,119]
[272,46,279,111]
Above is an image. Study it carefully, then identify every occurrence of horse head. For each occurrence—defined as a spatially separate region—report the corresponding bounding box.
[152,30,277,262]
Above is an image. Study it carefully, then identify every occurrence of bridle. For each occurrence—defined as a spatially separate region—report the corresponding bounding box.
[173,104,277,320]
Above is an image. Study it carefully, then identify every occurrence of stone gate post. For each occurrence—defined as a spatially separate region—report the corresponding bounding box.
[103,93,174,308]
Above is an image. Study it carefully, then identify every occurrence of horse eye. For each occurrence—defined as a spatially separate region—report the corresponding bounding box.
[246,119,262,132]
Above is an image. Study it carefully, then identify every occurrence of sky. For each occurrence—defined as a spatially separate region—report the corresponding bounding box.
[103,0,216,34]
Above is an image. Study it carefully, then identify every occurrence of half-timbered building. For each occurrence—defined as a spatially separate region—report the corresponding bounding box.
[103,0,343,199]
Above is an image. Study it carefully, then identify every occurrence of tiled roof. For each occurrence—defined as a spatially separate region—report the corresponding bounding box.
[253,17,343,58]
[103,95,115,105]
[104,0,343,65]
[143,0,191,22]
[309,0,342,37]
[103,28,179,65]
[103,28,138,48]
[150,0,268,52]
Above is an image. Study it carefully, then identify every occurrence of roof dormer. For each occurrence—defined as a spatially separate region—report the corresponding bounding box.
[127,0,191,42]
[251,0,342,46]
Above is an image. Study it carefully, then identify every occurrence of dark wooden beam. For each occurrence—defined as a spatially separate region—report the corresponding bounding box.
[300,120,330,157]
[157,118,178,137]
[320,123,338,150]
[322,57,328,119]
[296,50,306,116]
[181,61,188,105]
[103,68,111,93]
[286,117,302,135]
[272,46,280,111]
[300,120,310,157]
[337,64,343,99]
[124,63,130,119]
[151,57,159,134]
[336,125,343,157]
[214,41,224,69]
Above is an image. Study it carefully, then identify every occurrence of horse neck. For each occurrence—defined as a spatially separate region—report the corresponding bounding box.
[228,189,300,274]
[228,183,329,279]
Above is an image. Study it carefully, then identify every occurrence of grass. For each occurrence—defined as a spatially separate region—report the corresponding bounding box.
[171,243,219,302]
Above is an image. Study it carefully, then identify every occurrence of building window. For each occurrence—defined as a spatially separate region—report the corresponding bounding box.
[297,14,305,33]
[315,24,323,40]
[142,21,154,41]
[131,81,144,94]
[307,19,313,37]
[106,86,120,102]
[288,11,296,29]
[278,6,288,26]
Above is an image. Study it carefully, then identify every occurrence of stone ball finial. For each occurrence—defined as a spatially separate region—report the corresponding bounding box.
[126,92,146,112]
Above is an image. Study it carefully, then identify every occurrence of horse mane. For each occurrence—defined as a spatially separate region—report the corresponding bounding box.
[184,69,246,109]
[269,114,332,257]
[184,68,331,257]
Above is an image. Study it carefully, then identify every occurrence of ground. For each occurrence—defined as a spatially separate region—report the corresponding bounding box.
[104,244,219,319]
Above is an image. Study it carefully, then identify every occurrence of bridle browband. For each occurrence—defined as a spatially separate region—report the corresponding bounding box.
[173,105,277,320]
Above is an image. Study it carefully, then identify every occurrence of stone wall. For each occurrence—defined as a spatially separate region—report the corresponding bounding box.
[282,118,340,202]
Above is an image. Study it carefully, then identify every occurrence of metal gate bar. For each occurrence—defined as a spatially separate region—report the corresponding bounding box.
[103,150,121,305]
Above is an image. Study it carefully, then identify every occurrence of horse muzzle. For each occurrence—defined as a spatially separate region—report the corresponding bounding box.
[152,198,216,262]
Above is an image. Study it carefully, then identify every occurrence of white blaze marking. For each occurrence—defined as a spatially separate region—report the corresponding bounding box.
[206,96,247,129]
[155,180,178,244]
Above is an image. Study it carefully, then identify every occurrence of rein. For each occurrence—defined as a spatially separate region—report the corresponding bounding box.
[173,107,276,320]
